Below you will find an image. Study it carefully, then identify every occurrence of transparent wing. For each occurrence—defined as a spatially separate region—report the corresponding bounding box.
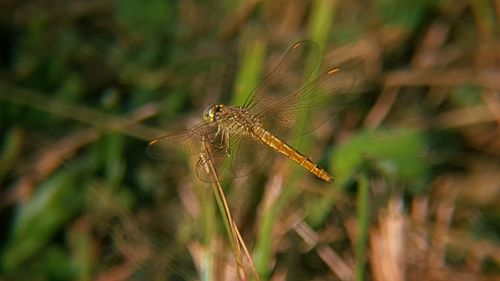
[242,41,320,111]
[254,67,355,139]
[195,133,273,183]
[146,121,217,162]
[148,120,273,183]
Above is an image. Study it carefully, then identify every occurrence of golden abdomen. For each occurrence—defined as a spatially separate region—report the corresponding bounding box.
[252,127,333,182]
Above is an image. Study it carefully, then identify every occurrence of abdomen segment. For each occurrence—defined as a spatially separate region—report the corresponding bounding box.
[254,128,333,182]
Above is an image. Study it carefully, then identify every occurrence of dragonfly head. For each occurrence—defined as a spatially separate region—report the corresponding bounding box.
[203,104,224,122]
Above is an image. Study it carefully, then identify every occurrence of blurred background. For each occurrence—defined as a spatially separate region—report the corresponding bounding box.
[0,0,499,280]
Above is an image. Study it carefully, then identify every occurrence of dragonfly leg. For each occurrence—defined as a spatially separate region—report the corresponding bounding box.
[212,126,222,147]
[223,130,231,157]
[212,125,230,155]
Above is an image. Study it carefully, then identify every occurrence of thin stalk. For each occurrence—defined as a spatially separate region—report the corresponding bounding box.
[356,174,370,281]
[201,139,260,281]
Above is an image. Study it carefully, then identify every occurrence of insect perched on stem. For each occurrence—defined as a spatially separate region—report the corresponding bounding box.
[147,41,354,182]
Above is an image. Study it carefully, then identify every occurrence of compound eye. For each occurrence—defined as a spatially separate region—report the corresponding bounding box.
[203,105,214,121]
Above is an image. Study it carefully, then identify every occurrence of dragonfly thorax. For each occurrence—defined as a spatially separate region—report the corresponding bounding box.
[203,104,262,137]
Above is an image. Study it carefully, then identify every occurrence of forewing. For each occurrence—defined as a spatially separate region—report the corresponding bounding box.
[146,121,217,162]
[148,119,273,183]
[256,67,355,139]
[242,41,320,111]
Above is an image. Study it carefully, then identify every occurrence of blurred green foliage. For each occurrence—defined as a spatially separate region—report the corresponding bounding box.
[3,165,84,272]
[375,0,434,30]
[332,128,428,188]
[0,0,498,280]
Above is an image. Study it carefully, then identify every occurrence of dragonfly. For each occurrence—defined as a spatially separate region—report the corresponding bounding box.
[147,41,354,183]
